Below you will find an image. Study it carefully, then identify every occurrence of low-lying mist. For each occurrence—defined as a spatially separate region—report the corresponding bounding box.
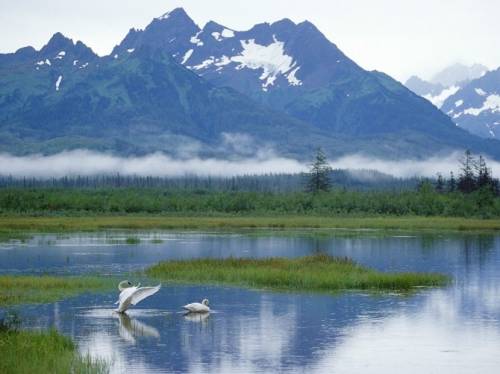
[0,150,494,179]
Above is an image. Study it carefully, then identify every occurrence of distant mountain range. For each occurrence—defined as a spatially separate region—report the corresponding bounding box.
[406,64,500,140]
[405,63,488,108]
[1,7,499,159]
[441,67,500,139]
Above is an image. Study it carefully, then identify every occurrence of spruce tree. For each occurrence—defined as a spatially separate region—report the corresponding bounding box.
[477,155,492,189]
[457,150,477,193]
[435,173,445,193]
[448,171,456,192]
[306,148,332,193]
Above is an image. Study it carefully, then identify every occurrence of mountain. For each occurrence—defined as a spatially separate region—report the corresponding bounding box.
[405,76,444,97]
[441,67,500,139]
[0,37,338,157]
[405,63,488,108]
[1,7,500,160]
[109,8,500,157]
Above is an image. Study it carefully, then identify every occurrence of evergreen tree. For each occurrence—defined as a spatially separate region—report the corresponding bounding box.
[306,148,332,193]
[457,150,477,193]
[448,171,456,192]
[435,173,445,193]
[477,155,492,188]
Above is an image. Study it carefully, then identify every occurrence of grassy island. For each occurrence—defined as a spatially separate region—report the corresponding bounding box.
[146,254,450,292]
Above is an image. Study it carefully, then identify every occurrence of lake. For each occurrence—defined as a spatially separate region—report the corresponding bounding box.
[1,229,499,373]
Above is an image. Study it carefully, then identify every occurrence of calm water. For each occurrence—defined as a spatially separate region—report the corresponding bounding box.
[1,230,500,373]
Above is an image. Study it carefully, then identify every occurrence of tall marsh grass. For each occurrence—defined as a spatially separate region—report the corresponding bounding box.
[0,324,108,373]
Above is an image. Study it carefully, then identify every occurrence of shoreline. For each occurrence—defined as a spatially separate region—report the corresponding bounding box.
[1,215,500,234]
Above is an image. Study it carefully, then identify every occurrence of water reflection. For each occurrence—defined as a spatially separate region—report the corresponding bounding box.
[1,231,499,277]
[2,231,500,373]
[183,312,210,324]
[116,313,160,343]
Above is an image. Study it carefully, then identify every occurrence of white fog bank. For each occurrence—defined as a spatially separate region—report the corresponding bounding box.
[0,150,496,179]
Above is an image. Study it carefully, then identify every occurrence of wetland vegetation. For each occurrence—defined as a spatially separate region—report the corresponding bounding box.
[146,254,450,292]
[0,275,115,307]
[0,317,108,374]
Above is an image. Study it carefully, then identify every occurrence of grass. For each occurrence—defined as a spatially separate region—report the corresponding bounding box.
[0,275,115,307]
[0,322,108,374]
[146,254,450,292]
[1,215,500,235]
[0,229,29,243]
[125,236,141,244]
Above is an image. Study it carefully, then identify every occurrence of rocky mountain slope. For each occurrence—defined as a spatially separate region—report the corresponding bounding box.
[1,8,499,159]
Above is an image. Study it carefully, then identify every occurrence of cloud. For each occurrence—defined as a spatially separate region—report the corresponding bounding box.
[0,150,307,178]
[0,150,498,179]
[330,152,469,179]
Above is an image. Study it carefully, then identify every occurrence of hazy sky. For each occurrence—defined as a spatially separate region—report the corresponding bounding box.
[1,0,498,81]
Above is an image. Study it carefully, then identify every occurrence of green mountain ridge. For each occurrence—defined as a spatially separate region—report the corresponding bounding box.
[1,9,499,160]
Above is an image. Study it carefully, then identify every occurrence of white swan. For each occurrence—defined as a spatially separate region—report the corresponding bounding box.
[183,298,210,313]
[115,280,161,313]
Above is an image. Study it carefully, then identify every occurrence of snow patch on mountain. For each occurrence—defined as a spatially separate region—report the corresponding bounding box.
[127,48,135,53]
[55,51,66,60]
[190,32,204,47]
[157,11,170,21]
[230,36,300,90]
[221,29,235,38]
[55,75,62,91]
[36,58,53,66]
[455,100,463,107]
[191,57,216,70]
[463,94,500,116]
[184,34,302,90]
[181,49,194,64]
[286,66,302,86]
[423,85,459,108]
[211,28,235,41]
[475,88,487,96]
[214,55,231,67]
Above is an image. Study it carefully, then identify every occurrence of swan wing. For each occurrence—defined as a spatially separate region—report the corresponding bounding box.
[130,284,161,306]
[183,303,196,311]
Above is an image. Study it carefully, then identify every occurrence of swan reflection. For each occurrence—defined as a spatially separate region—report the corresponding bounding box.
[184,312,211,323]
[116,312,160,343]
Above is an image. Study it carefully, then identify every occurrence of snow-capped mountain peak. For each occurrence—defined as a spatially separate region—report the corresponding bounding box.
[406,63,489,109]
[112,9,354,96]
[441,68,500,138]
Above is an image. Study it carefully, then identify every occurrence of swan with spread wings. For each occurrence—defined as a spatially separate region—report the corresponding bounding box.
[115,280,161,313]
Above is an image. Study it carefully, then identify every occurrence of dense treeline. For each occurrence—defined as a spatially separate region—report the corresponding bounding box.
[432,151,499,195]
[0,170,418,192]
[1,187,499,217]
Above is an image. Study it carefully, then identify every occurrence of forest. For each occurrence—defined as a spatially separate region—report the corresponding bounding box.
[0,150,498,218]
